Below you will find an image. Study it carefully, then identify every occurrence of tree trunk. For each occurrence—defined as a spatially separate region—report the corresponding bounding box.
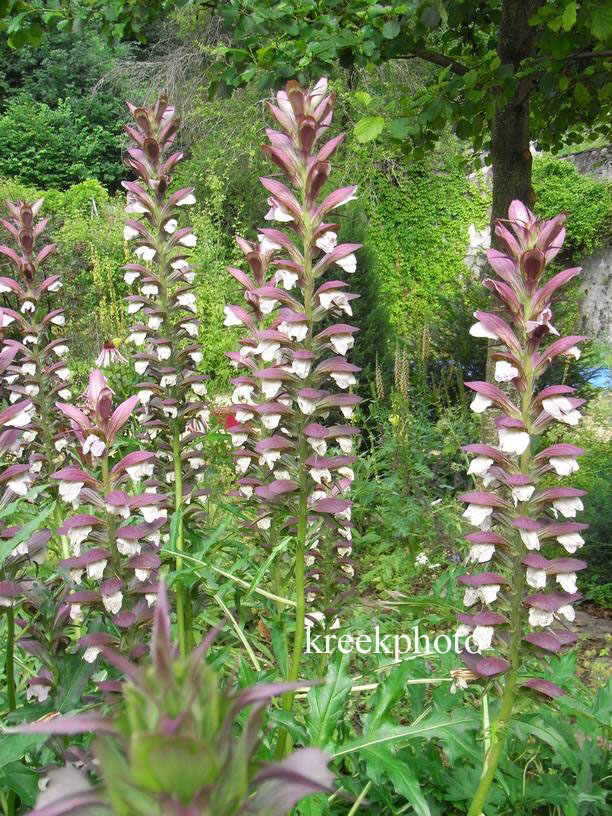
[483,0,543,442]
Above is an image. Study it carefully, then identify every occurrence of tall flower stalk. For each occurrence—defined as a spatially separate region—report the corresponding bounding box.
[458,201,587,816]
[122,96,209,656]
[0,199,71,738]
[50,369,163,670]
[223,77,362,745]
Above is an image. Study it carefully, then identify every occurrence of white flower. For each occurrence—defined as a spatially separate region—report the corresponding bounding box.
[329,334,354,355]
[528,607,554,627]
[469,321,498,340]
[479,584,501,604]
[473,625,494,652]
[230,432,248,447]
[470,393,492,413]
[135,568,150,582]
[21,300,35,313]
[542,396,581,426]
[232,384,254,404]
[145,593,157,607]
[463,587,479,607]
[117,538,141,556]
[179,233,197,247]
[338,466,354,482]
[157,344,171,361]
[415,552,429,566]
[171,259,189,271]
[341,405,355,419]
[138,389,153,405]
[141,506,166,524]
[83,434,106,458]
[55,366,70,381]
[70,603,84,623]
[556,604,575,622]
[316,231,337,253]
[160,374,176,387]
[468,543,495,563]
[235,456,251,474]
[27,682,51,703]
[124,271,140,285]
[102,590,123,615]
[164,218,178,233]
[309,467,331,484]
[6,407,32,428]
[59,480,83,505]
[262,413,281,430]
[265,201,293,222]
[135,360,149,375]
[1,312,15,327]
[83,646,102,663]
[278,320,308,342]
[331,372,357,389]
[336,436,353,454]
[256,516,272,530]
[68,526,92,555]
[177,292,197,313]
[274,468,291,481]
[511,484,535,505]
[234,407,254,422]
[292,358,312,378]
[126,462,155,482]
[58,388,72,400]
[556,572,577,593]
[261,379,282,399]
[70,568,84,584]
[239,484,254,498]
[21,362,36,377]
[86,560,107,581]
[565,345,581,360]
[8,472,32,496]
[124,225,139,241]
[336,253,356,274]
[141,283,158,297]
[135,246,156,262]
[519,529,540,550]
[526,567,546,589]
[258,234,282,254]
[462,503,494,527]
[494,360,519,382]
[552,496,583,518]
[261,449,282,469]
[308,437,327,456]
[53,344,68,357]
[467,456,493,477]
[183,321,198,337]
[297,395,317,415]
[498,426,530,455]
[549,456,579,476]
[272,268,299,290]
[557,533,584,554]
[176,193,196,206]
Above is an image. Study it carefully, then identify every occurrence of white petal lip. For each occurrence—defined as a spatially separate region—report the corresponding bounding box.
[462,503,494,527]
[520,530,540,550]
[468,543,495,563]
[469,321,498,340]
[529,607,554,627]
[467,456,493,476]
[470,393,492,414]
[526,567,546,589]
[552,496,583,518]
[494,360,519,382]
[556,572,578,593]
[557,532,584,553]
[498,427,530,455]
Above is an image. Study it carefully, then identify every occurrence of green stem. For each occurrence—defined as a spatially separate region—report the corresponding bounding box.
[172,424,190,657]
[467,329,533,816]
[5,607,16,816]
[275,174,313,759]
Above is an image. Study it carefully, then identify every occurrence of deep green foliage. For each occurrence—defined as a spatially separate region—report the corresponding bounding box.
[0,30,131,189]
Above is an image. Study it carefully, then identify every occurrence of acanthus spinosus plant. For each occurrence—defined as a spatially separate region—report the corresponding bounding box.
[0,200,72,713]
[223,78,362,695]
[48,368,163,677]
[457,201,588,816]
[0,198,71,524]
[12,582,334,816]
[121,96,210,656]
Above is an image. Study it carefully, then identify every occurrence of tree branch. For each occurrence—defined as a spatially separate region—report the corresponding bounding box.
[397,48,468,75]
